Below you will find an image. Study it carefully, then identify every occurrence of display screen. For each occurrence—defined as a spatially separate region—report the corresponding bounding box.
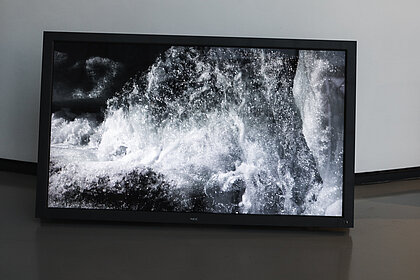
[47,41,346,217]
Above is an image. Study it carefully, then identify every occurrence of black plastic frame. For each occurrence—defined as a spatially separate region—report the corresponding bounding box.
[36,31,356,228]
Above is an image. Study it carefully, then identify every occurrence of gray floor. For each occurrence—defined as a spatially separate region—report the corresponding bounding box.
[0,171,419,280]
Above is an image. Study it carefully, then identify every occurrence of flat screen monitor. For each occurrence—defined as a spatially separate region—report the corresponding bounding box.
[36,32,356,227]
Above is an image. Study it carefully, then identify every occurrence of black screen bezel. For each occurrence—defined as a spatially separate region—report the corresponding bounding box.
[36,31,356,228]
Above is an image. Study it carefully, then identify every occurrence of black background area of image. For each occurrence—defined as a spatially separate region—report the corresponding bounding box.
[52,42,169,118]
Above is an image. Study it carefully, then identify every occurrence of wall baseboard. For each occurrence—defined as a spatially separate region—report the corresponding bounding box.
[355,166,420,185]
[1,158,420,185]
[0,158,37,175]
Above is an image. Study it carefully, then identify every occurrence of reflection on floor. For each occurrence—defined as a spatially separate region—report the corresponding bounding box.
[0,171,419,280]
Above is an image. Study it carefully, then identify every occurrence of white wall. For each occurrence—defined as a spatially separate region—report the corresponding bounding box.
[0,0,419,172]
